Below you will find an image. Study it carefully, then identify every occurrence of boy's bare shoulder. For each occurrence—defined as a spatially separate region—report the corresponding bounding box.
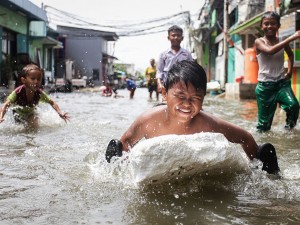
[132,104,166,128]
[201,110,231,124]
[141,104,167,120]
[194,111,223,131]
[198,110,244,133]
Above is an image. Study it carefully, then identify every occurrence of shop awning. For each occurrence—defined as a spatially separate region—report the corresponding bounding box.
[229,12,264,35]
[40,36,63,48]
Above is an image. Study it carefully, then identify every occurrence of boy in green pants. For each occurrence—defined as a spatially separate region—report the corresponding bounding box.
[255,11,300,131]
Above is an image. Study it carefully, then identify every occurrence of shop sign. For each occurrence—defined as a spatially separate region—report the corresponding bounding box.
[279,13,296,39]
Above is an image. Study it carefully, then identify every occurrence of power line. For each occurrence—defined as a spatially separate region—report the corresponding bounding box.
[44,5,196,37]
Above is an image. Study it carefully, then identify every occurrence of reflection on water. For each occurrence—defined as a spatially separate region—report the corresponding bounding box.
[0,88,300,225]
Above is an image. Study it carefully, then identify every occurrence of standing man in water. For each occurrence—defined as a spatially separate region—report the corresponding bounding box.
[145,58,159,101]
[156,25,193,93]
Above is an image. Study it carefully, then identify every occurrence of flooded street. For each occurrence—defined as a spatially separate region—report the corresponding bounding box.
[1,87,300,225]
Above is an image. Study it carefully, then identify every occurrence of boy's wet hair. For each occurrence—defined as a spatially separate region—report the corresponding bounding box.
[168,25,183,34]
[165,60,207,95]
[260,11,280,26]
[20,63,44,78]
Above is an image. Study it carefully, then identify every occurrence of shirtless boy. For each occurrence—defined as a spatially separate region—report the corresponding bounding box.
[106,60,279,174]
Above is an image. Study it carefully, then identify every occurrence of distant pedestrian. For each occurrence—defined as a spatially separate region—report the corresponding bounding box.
[145,58,159,101]
[156,25,193,93]
[101,83,113,97]
[254,11,300,132]
[125,77,136,99]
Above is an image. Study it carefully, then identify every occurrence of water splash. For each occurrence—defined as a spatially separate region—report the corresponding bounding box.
[91,133,250,189]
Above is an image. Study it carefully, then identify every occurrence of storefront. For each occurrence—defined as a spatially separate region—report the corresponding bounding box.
[0,0,48,87]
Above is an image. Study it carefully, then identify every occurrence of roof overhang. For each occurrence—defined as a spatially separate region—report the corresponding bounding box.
[229,12,264,35]
[32,36,63,48]
[103,53,118,60]
[0,0,47,21]
[56,25,119,41]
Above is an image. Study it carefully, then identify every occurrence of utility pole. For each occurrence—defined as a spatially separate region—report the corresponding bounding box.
[223,0,229,84]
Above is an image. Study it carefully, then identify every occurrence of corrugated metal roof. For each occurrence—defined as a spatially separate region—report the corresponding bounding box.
[0,0,47,21]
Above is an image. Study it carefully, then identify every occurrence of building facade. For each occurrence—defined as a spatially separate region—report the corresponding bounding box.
[193,0,300,100]
[52,26,118,86]
[0,0,61,89]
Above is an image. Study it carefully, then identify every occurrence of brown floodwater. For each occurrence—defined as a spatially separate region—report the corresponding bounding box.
[0,87,299,225]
